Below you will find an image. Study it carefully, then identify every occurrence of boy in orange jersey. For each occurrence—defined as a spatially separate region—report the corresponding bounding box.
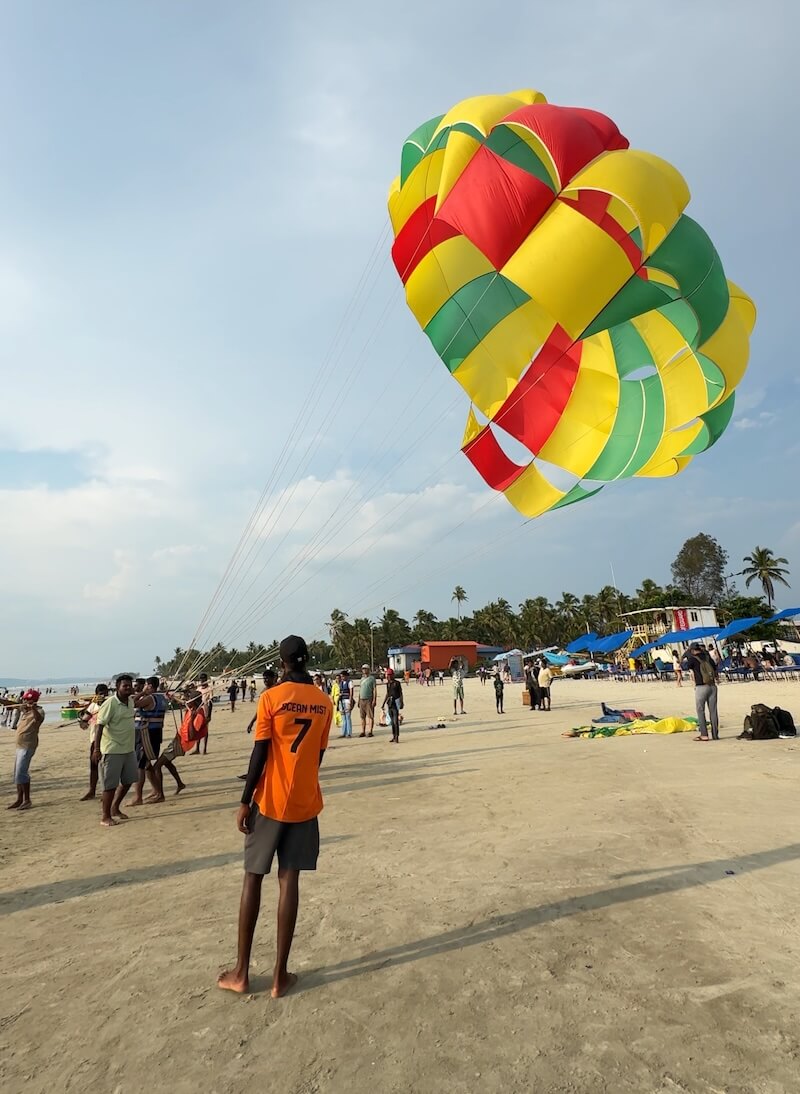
[218,635,333,999]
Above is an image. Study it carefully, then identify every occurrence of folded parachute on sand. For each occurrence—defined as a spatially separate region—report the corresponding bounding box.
[564,716,698,739]
[388,89,756,518]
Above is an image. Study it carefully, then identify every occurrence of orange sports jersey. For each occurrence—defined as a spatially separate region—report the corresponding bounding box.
[252,680,333,822]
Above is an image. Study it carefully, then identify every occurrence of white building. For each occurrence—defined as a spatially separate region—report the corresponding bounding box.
[621,606,720,660]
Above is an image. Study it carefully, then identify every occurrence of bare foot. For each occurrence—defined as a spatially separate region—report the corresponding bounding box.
[271,972,298,999]
[111,810,129,821]
[217,968,249,994]
[144,795,165,804]
[7,801,22,810]
[130,799,144,807]
[18,801,32,811]
[80,791,96,801]
[100,817,119,827]
[175,784,186,795]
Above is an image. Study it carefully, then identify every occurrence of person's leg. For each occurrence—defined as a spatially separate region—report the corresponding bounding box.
[144,759,166,803]
[694,686,710,738]
[8,748,29,809]
[367,702,374,736]
[217,871,265,993]
[359,701,367,737]
[111,782,132,820]
[708,687,720,740]
[132,766,147,806]
[81,740,98,800]
[272,868,300,997]
[162,757,186,793]
[100,788,117,825]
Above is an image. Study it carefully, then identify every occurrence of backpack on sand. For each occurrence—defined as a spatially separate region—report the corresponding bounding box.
[773,707,797,738]
[739,703,780,741]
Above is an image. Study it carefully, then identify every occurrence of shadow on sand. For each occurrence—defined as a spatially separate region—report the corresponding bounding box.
[293,841,800,992]
[0,836,351,914]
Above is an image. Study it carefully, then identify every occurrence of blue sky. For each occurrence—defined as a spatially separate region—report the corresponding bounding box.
[0,0,796,677]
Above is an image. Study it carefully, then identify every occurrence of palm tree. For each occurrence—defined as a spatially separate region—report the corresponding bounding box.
[742,547,791,610]
[451,586,468,620]
[327,609,348,644]
[555,592,580,622]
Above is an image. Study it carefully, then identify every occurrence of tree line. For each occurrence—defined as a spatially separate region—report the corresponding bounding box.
[154,535,791,674]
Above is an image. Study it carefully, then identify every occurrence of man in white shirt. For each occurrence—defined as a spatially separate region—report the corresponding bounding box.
[537,663,553,711]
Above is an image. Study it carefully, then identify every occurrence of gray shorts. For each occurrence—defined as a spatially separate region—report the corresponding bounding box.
[159,735,185,764]
[243,807,320,875]
[99,751,138,791]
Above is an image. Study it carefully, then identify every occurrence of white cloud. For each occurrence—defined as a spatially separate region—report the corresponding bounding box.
[733,411,777,431]
[83,549,136,602]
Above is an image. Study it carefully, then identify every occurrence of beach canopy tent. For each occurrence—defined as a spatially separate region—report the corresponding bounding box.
[763,607,800,624]
[592,629,634,654]
[565,633,597,654]
[714,616,763,641]
[631,626,720,658]
[544,651,571,666]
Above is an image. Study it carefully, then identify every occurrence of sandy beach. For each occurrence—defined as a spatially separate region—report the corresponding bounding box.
[2,674,800,1094]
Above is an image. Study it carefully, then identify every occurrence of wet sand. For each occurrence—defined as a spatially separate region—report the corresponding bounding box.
[2,675,800,1093]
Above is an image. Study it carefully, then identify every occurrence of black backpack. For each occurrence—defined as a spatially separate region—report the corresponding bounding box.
[773,707,797,738]
[739,703,780,741]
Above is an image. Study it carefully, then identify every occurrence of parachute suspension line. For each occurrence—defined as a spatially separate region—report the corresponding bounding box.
[206,149,466,642]
[180,240,401,664]
[174,221,391,681]
[202,266,529,652]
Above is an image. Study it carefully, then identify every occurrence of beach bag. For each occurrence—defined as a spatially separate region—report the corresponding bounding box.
[699,657,716,686]
[773,707,797,738]
[739,704,780,741]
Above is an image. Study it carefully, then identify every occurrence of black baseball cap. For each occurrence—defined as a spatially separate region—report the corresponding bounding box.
[279,635,308,664]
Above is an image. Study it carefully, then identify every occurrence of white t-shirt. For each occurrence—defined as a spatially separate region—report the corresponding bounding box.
[538,667,553,688]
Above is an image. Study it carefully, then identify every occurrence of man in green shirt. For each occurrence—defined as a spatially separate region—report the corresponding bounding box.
[357,664,376,737]
[93,674,137,827]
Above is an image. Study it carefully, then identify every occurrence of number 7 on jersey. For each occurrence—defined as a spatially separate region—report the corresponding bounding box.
[291,718,312,753]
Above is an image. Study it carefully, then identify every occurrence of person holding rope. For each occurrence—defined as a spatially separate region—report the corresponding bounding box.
[3,689,45,812]
[149,691,206,794]
[79,683,108,801]
[135,678,186,803]
[218,635,332,999]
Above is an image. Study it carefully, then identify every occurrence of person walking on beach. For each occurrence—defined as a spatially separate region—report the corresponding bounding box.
[228,679,239,712]
[685,642,719,741]
[526,662,541,711]
[450,659,465,715]
[79,683,108,800]
[338,670,353,738]
[218,635,332,999]
[93,674,137,827]
[357,664,376,737]
[382,668,403,743]
[537,662,553,711]
[4,689,45,811]
[249,678,257,702]
[493,671,504,714]
[672,650,683,687]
